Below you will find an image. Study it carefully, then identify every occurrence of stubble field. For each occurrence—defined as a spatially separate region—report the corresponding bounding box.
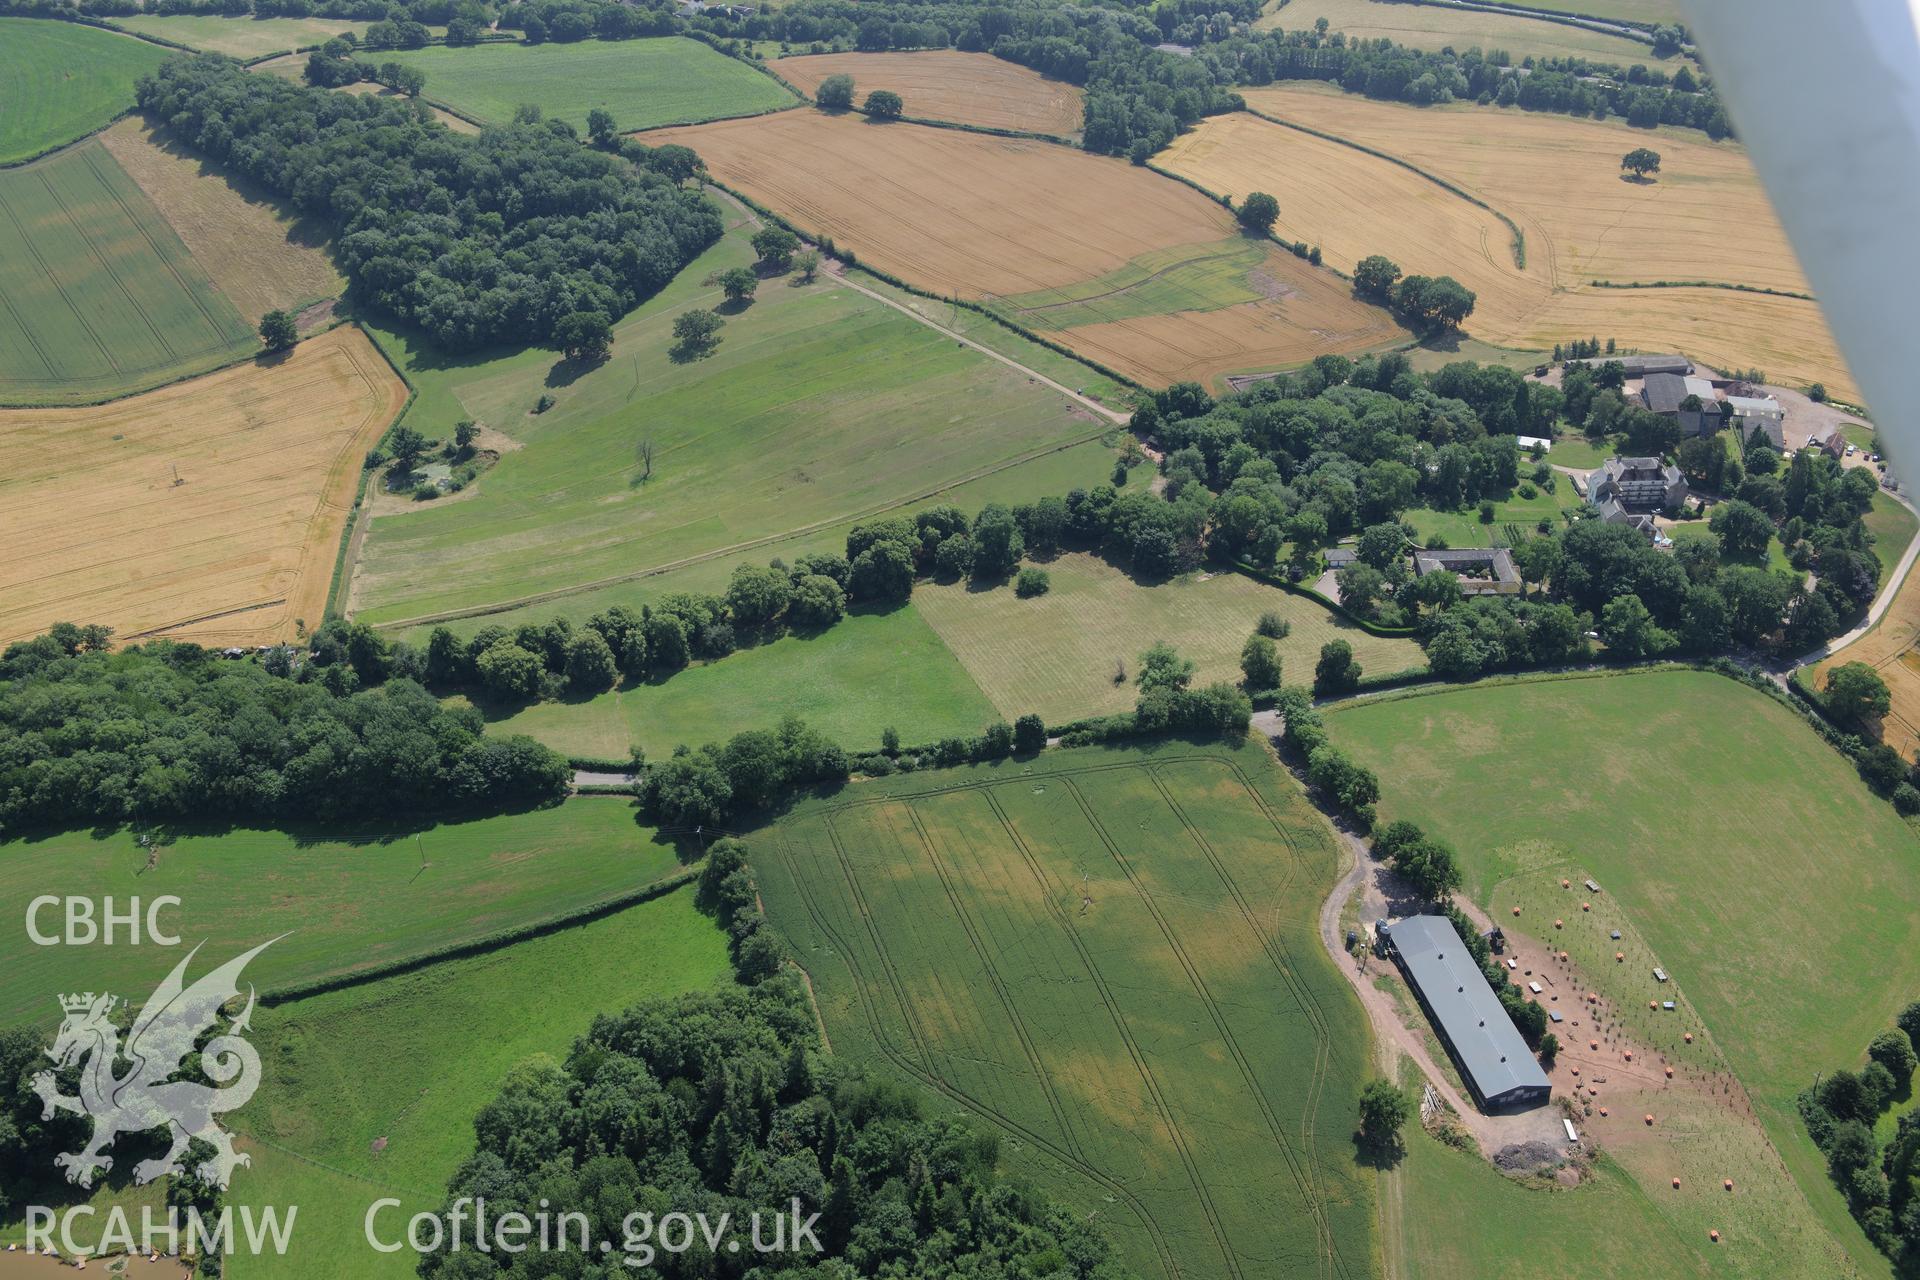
[1160,88,1857,399]
[0,326,406,647]
[773,49,1085,135]
[756,742,1376,1280]
[645,110,1402,387]
[0,17,171,165]
[0,139,259,404]
[95,117,345,324]
[108,12,371,57]
[1257,0,1678,70]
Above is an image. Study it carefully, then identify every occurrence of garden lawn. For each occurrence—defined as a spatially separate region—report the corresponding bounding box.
[1664,519,1794,575]
[0,18,170,164]
[1327,669,1920,1276]
[1400,476,1581,549]
[1541,434,1618,470]
[467,604,998,758]
[380,37,796,131]
[350,209,1115,628]
[0,800,684,1026]
[225,885,730,1279]
[756,741,1375,1280]
[1867,492,1919,588]
[912,552,1426,723]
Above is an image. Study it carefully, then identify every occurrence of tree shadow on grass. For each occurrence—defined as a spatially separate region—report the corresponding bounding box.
[544,352,606,388]
[668,337,720,364]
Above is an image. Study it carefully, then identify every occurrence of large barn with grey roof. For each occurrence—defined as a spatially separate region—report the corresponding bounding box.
[1385,915,1552,1111]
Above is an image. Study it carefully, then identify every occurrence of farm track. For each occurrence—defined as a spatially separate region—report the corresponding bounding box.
[767,753,1356,1280]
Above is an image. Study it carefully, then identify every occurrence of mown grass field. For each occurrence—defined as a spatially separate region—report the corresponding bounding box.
[1328,670,1920,1276]
[0,18,171,165]
[774,49,1084,135]
[467,604,998,758]
[0,140,259,404]
[1160,88,1858,400]
[348,208,1117,628]
[645,110,1402,388]
[108,12,369,57]
[1401,476,1582,548]
[0,327,404,648]
[381,37,796,130]
[756,742,1376,1280]
[1259,0,1678,70]
[96,118,344,324]
[225,887,730,1279]
[913,553,1425,722]
[0,799,684,1026]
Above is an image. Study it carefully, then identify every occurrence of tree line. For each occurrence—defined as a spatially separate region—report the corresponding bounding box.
[135,56,722,353]
[1800,1004,1920,1263]
[0,625,569,838]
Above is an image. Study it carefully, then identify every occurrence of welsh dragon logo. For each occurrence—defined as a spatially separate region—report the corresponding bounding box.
[33,938,278,1190]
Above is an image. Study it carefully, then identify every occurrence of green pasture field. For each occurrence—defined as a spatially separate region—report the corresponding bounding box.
[755,741,1376,1280]
[1401,476,1582,548]
[224,887,728,1278]
[350,209,1116,628]
[915,552,1425,722]
[0,18,171,165]
[1258,0,1680,71]
[1327,669,1920,1275]
[0,800,683,1026]
[108,13,368,57]
[467,603,997,759]
[0,141,257,404]
[1867,491,1918,588]
[992,238,1268,331]
[380,37,796,131]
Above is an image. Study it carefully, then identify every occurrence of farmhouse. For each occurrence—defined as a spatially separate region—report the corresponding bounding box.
[1412,547,1522,596]
[1640,372,1723,437]
[1726,394,1786,448]
[1815,428,1848,459]
[1383,915,1552,1111]
[1588,456,1688,514]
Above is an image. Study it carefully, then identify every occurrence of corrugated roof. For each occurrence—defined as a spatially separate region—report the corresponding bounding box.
[1388,915,1551,1105]
[1642,371,1688,414]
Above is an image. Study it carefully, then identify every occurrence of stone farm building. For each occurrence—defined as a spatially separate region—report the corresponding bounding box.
[1412,547,1521,596]
[1384,915,1552,1111]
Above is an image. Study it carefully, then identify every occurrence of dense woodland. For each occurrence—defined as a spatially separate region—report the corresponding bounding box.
[420,979,1137,1278]
[135,57,722,350]
[0,627,568,836]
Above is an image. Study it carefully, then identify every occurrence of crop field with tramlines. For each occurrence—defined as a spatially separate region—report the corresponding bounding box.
[0,17,171,165]
[108,13,372,57]
[773,49,1085,135]
[0,326,405,648]
[0,138,259,404]
[1160,86,1857,398]
[645,109,1402,387]
[378,37,797,131]
[755,742,1376,1280]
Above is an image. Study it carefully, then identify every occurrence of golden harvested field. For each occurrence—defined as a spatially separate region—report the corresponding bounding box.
[1162,88,1858,399]
[773,50,1084,135]
[1813,570,1920,762]
[1257,0,1677,71]
[647,110,1402,385]
[0,326,406,648]
[96,118,344,324]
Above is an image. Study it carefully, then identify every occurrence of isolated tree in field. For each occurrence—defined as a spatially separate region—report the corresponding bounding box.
[751,226,799,272]
[635,437,655,480]
[1240,632,1281,691]
[671,308,723,358]
[258,309,297,351]
[719,267,758,305]
[1392,274,1477,330]
[1827,662,1892,727]
[587,108,618,147]
[794,249,821,282]
[816,74,855,110]
[1135,642,1196,694]
[1621,147,1663,179]
[388,425,426,472]
[553,310,612,363]
[1357,1079,1410,1153]
[863,89,904,118]
[1237,191,1280,234]
[1353,254,1401,301]
[453,419,478,457]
